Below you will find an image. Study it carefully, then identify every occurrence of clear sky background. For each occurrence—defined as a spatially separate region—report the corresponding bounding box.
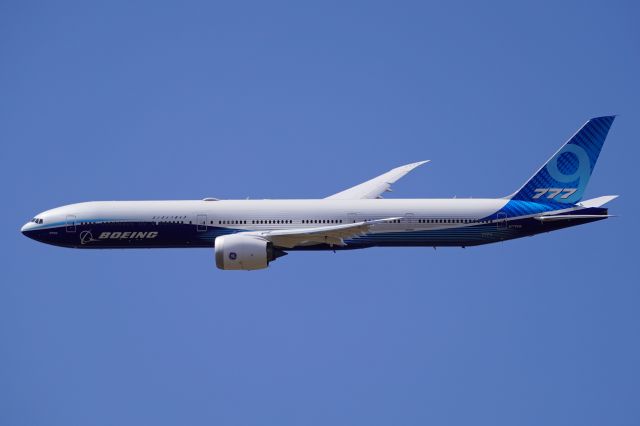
[2,1,639,425]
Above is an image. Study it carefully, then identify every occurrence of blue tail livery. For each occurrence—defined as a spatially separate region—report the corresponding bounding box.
[510,116,615,204]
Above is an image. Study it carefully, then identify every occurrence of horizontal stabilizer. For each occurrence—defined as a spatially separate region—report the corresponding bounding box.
[534,214,614,222]
[578,195,619,208]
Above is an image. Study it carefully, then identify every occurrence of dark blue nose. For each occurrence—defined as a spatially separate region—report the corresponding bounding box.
[21,222,37,240]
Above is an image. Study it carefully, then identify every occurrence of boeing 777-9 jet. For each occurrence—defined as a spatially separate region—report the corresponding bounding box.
[22,116,617,270]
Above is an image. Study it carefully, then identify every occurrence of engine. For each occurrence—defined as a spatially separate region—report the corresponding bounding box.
[214,234,287,270]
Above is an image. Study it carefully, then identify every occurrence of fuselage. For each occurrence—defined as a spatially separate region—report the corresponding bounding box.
[20,198,608,250]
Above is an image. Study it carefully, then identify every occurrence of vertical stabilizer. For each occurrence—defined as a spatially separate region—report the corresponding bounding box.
[510,116,615,204]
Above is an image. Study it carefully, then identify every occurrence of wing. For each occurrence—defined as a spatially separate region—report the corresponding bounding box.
[325,161,429,200]
[245,218,400,249]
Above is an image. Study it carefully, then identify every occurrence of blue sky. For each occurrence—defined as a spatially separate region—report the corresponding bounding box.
[2,1,639,425]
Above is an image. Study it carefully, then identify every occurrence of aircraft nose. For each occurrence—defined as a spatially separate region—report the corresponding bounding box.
[21,222,34,234]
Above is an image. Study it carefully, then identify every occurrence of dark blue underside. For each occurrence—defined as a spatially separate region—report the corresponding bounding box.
[23,208,609,250]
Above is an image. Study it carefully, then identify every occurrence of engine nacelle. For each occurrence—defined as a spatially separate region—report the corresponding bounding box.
[214,234,287,270]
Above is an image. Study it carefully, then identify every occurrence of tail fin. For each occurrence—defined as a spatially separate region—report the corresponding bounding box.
[509,116,615,204]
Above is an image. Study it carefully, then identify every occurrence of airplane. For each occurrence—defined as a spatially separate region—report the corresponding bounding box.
[22,116,617,270]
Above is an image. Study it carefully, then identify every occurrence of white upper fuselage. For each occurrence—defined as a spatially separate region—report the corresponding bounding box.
[23,198,509,233]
